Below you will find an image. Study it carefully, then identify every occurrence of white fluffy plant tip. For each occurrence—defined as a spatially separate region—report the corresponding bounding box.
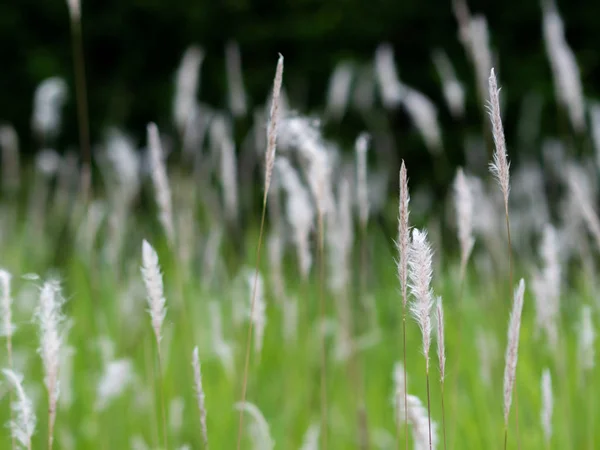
[246,270,266,355]
[355,132,370,228]
[326,61,354,120]
[235,402,274,450]
[374,43,404,108]
[225,41,247,117]
[264,53,284,197]
[96,359,134,410]
[32,77,68,138]
[402,86,443,154]
[432,49,465,118]
[147,123,175,246]
[141,240,167,344]
[453,168,475,276]
[503,278,525,427]
[66,0,81,20]
[3,369,36,449]
[578,305,596,374]
[192,347,209,449]
[0,269,14,338]
[397,161,410,305]
[540,368,553,444]
[173,46,205,133]
[436,297,446,382]
[487,68,511,210]
[408,228,435,371]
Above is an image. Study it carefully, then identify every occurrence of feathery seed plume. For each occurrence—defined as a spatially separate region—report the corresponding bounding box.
[146,123,175,246]
[141,240,167,344]
[578,305,595,374]
[225,41,247,117]
[66,0,80,20]
[453,168,475,277]
[503,279,525,427]
[408,229,435,371]
[432,49,465,118]
[488,68,511,212]
[326,61,354,120]
[0,269,14,339]
[235,402,274,450]
[246,270,266,355]
[355,133,370,228]
[398,161,411,306]
[96,359,134,410]
[540,368,553,445]
[32,77,68,140]
[3,369,36,450]
[209,115,239,222]
[264,54,284,197]
[192,347,209,449]
[374,43,404,108]
[173,46,205,133]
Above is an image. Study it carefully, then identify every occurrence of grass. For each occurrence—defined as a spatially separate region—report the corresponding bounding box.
[0,203,597,449]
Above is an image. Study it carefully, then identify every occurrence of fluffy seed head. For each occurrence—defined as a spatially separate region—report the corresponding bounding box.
[397,161,411,306]
[503,279,525,426]
[264,54,284,197]
[141,240,167,344]
[454,168,475,278]
[0,269,14,338]
[96,359,134,410]
[578,305,596,373]
[540,368,553,444]
[3,369,36,449]
[355,132,370,228]
[488,68,511,212]
[192,347,209,449]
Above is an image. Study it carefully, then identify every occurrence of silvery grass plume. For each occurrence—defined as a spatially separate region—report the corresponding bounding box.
[0,269,14,345]
[226,41,247,117]
[210,115,239,222]
[590,103,600,171]
[393,363,438,450]
[96,359,135,411]
[263,53,284,197]
[540,368,553,445]
[355,133,370,229]
[208,301,234,377]
[578,305,595,376]
[326,61,354,121]
[464,15,493,106]
[453,168,475,279]
[300,423,320,450]
[173,46,205,133]
[103,128,141,205]
[147,123,175,246]
[32,77,68,140]
[66,0,80,20]
[487,69,511,214]
[3,369,36,450]
[245,270,266,355]
[141,240,167,346]
[374,43,403,107]
[192,347,209,449]
[436,298,445,383]
[432,49,465,119]
[503,279,526,429]
[276,158,315,279]
[401,85,443,154]
[408,229,435,371]
[327,174,354,294]
[35,279,66,450]
[0,124,20,191]
[542,1,585,132]
[235,402,274,450]
[397,161,411,307]
[531,225,560,351]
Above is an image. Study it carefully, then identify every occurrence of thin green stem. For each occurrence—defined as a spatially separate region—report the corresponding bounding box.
[426,370,433,450]
[441,383,447,450]
[157,344,169,450]
[317,209,328,450]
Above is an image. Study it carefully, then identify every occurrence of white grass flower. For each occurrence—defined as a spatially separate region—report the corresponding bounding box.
[355,133,370,228]
[567,165,600,252]
[0,269,14,339]
[225,41,247,117]
[34,279,66,449]
[503,279,525,427]
[210,115,239,222]
[103,127,141,203]
[276,158,315,279]
[488,68,511,212]
[540,368,553,445]
[408,229,435,371]
[374,43,403,108]
[3,369,36,450]
[245,270,266,355]
[326,61,354,120]
[578,305,595,374]
[327,174,354,294]
[96,359,134,411]
[401,86,443,154]
[66,0,80,20]
[173,46,205,133]
[147,123,175,246]
[192,347,209,449]
[264,54,284,197]
[453,168,475,278]
[299,423,320,450]
[32,77,68,139]
[397,161,411,307]
[235,402,274,450]
[141,240,167,344]
[436,297,446,382]
[542,3,585,132]
[465,15,493,106]
[432,49,465,118]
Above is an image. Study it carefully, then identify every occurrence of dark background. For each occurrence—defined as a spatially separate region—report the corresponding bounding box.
[1,0,599,176]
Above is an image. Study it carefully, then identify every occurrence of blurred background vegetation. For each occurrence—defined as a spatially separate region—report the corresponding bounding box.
[1,0,600,181]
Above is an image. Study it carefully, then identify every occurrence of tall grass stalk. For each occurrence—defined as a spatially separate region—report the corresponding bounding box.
[436,297,447,450]
[237,54,283,450]
[396,161,410,450]
[66,0,92,200]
